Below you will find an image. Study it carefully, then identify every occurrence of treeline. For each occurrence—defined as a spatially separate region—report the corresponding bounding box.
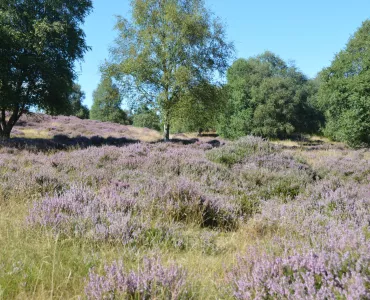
[1,0,370,147]
[87,2,370,147]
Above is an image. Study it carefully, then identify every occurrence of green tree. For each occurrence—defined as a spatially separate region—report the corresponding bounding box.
[219,52,321,139]
[105,0,233,140]
[47,83,90,118]
[171,81,224,135]
[90,77,129,124]
[318,20,370,147]
[67,84,90,119]
[0,0,92,139]
[132,105,161,131]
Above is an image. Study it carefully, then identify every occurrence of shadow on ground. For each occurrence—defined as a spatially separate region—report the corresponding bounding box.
[0,135,224,152]
[0,135,140,152]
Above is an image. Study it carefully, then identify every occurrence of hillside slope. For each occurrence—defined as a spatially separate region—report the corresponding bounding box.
[11,114,162,142]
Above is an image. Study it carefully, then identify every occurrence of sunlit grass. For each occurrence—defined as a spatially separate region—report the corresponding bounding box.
[0,197,259,299]
[16,129,51,139]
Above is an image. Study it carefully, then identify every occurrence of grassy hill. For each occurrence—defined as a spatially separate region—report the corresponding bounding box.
[12,113,163,142]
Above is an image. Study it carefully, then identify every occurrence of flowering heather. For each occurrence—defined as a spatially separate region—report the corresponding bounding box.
[230,249,370,299]
[1,125,370,299]
[27,184,147,244]
[85,257,188,299]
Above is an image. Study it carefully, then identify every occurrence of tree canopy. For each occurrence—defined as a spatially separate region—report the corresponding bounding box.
[0,0,93,139]
[171,81,224,135]
[218,52,322,139]
[318,20,370,147]
[105,0,233,140]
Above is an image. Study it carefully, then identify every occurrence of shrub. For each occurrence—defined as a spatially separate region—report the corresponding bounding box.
[229,250,370,299]
[206,136,275,166]
[133,111,161,131]
[27,185,147,244]
[85,257,188,300]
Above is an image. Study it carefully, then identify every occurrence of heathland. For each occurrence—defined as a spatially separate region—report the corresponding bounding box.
[0,115,369,299]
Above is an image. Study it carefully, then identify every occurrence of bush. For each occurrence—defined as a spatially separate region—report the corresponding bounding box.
[85,257,188,300]
[206,136,275,166]
[133,111,161,131]
[229,250,370,299]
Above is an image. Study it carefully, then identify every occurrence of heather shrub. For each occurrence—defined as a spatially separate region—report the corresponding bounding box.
[234,153,315,201]
[28,185,148,244]
[145,178,240,230]
[229,249,370,300]
[28,176,240,245]
[305,152,370,183]
[85,258,189,300]
[235,193,260,218]
[206,136,275,166]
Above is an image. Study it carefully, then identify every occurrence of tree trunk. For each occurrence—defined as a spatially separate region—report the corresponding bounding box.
[198,128,203,137]
[164,123,170,141]
[0,130,11,140]
[0,106,24,141]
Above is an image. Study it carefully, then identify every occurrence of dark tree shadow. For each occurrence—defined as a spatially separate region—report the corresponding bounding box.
[198,133,219,138]
[152,138,223,147]
[0,134,140,152]
[165,138,200,145]
[0,135,224,152]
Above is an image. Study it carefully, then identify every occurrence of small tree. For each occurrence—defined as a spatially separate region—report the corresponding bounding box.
[105,0,233,140]
[0,0,92,139]
[318,20,370,147]
[90,77,129,124]
[67,84,90,119]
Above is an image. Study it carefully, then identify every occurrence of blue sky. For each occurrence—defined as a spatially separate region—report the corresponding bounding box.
[76,0,370,108]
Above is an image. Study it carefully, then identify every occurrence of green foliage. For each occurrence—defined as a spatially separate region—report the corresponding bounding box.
[171,81,225,134]
[206,136,274,166]
[218,52,322,139]
[318,20,370,147]
[48,84,89,119]
[132,105,161,131]
[66,84,90,119]
[90,77,129,124]
[0,0,93,138]
[217,106,253,140]
[105,0,233,139]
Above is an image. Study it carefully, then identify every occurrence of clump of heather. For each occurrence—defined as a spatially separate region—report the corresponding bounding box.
[28,177,240,242]
[206,136,276,166]
[27,184,147,244]
[145,178,240,230]
[85,257,188,300]
[229,248,370,300]
[234,152,315,200]
[302,150,370,183]
[252,179,370,252]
